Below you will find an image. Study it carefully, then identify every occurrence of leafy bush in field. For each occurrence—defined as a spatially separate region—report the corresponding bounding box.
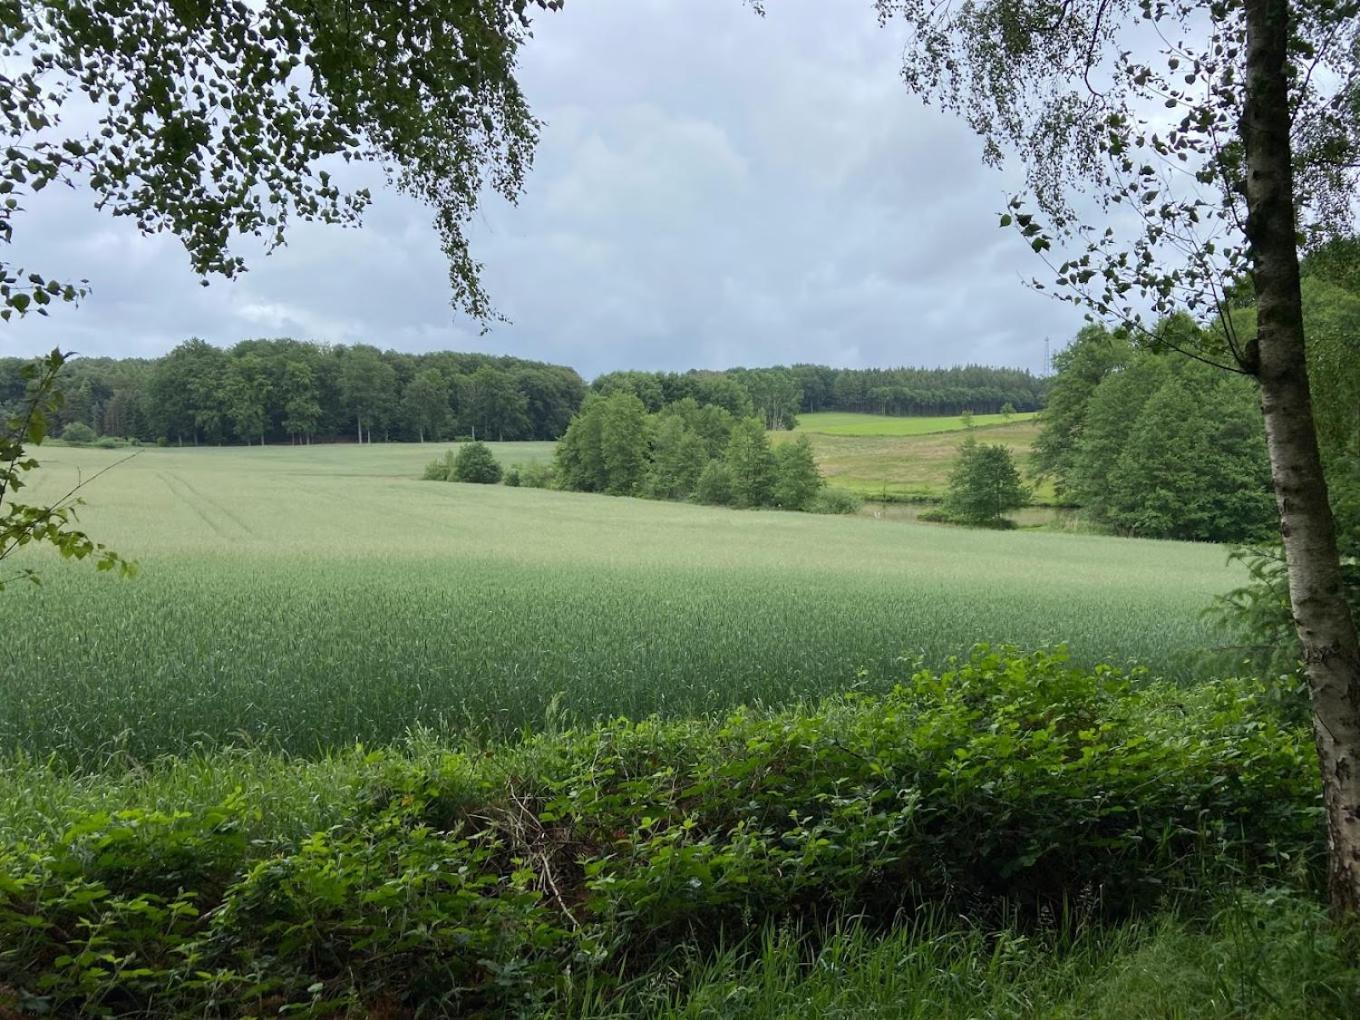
[423,444,507,484]
[453,441,503,483]
[517,461,556,489]
[503,461,559,488]
[0,648,1322,1017]
[807,487,862,514]
[421,449,455,480]
[92,435,126,449]
[59,421,96,444]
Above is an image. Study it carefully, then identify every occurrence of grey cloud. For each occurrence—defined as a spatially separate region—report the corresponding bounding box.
[3,0,1084,376]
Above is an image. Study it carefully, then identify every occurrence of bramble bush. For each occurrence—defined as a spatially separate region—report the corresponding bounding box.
[0,648,1323,1016]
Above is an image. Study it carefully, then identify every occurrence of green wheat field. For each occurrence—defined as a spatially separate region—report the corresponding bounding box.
[6,442,1240,763]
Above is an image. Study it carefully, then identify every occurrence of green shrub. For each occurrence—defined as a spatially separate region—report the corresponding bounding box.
[920,505,1017,528]
[421,450,455,480]
[93,435,125,449]
[503,462,556,489]
[453,441,503,484]
[0,648,1322,1017]
[519,461,557,489]
[60,421,96,444]
[807,488,862,514]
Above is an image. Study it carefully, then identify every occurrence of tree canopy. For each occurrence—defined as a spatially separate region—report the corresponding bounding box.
[0,341,587,446]
[1,0,563,323]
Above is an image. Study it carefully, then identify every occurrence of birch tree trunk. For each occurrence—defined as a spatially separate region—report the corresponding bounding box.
[1244,0,1360,913]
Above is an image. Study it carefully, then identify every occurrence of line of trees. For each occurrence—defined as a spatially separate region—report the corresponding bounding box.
[591,364,1049,428]
[0,340,587,446]
[555,392,832,512]
[1036,242,1360,548]
[0,348,1053,449]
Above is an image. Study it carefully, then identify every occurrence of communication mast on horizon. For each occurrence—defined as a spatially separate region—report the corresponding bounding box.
[1043,336,1051,376]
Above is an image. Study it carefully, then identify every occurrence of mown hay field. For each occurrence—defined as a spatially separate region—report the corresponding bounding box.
[780,414,1052,502]
[6,443,1237,762]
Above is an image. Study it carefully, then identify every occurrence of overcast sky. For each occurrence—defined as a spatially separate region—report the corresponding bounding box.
[4,0,1086,379]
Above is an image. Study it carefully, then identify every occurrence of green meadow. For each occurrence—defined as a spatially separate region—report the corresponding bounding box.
[7,442,1237,763]
[796,410,1038,436]
[780,413,1052,502]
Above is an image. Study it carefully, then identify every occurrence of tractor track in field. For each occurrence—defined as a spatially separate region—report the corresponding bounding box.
[157,471,255,539]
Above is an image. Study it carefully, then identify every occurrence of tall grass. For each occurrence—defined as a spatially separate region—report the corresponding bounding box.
[571,893,1360,1019]
[6,445,1242,762]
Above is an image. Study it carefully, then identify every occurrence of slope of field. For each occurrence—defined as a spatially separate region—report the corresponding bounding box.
[6,444,1236,761]
[780,415,1048,502]
[797,410,1038,436]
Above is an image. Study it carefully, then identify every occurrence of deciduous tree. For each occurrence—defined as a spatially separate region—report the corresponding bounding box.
[725,417,776,509]
[945,436,1029,527]
[772,435,824,510]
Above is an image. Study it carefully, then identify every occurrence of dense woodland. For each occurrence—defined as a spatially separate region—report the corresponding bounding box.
[592,364,1048,429]
[0,340,588,445]
[0,342,1048,446]
[1036,242,1360,544]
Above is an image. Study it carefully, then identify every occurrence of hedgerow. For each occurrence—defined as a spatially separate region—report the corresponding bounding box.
[0,648,1322,1016]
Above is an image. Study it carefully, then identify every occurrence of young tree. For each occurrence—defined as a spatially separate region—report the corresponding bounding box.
[945,435,1029,527]
[875,0,1360,911]
[724,418,777,508]
[772,435,824,510]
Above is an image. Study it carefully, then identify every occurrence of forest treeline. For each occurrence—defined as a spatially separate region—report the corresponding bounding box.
[1036,241,1360,543]
[0,339,588,445]
[592,364,1048,430]
[0,341,1048,446]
